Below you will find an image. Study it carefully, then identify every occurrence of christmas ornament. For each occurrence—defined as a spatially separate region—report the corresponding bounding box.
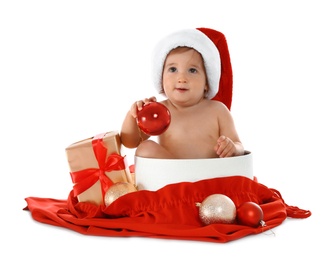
[196,194,236,225]
[236,201,265,227]
[104,182,137,207]
[137,102,171,135]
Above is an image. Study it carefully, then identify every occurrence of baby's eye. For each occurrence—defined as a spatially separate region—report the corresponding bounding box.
[168,67,177,72]
[189,68,198,73]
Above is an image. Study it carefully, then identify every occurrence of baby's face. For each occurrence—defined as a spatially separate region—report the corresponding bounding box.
[162,47,208,104]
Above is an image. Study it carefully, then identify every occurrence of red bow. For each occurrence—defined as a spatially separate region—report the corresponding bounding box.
[70,133,125,199]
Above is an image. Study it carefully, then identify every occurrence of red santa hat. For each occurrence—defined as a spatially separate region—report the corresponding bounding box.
[152,27,233,110]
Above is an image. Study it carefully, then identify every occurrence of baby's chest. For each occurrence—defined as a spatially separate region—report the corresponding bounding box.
[171,114,217,132]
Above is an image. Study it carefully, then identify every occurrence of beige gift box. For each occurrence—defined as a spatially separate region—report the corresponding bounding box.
[66,131,131,205]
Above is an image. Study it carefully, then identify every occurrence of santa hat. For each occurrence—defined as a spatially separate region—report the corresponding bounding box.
[152,27,233,110]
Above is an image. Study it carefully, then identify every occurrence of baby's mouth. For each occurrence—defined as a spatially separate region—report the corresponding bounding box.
[176,87,188,92]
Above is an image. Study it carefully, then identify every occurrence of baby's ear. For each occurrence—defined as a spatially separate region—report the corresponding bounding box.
[204,83,209,96]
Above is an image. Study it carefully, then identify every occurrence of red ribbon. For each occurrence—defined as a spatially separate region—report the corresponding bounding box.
[70,133,126,200]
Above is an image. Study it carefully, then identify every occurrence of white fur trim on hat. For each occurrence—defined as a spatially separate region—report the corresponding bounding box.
[152,29,221,99]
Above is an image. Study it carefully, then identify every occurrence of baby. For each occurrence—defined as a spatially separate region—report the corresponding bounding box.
[120,28,244,159]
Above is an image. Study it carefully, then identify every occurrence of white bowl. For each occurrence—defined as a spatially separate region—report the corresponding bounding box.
[134,151,253,191]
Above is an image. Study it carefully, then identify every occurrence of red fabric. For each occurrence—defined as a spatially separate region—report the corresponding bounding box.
[197,27,233,110]
[24,176,311,243]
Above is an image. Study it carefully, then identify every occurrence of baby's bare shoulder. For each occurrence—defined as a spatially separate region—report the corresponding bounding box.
[205,99,228,111]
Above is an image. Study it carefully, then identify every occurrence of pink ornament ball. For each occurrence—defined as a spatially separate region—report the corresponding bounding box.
[196,194,236,225]
[104,182,137,207]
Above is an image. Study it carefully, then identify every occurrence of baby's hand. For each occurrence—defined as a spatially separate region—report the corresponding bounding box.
[214,135,236,158]
[130,96,157,118]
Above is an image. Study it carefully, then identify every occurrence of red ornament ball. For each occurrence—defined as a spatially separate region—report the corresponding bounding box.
[137,102,171,135]
[196,194,236,225]
[236,201,265,227]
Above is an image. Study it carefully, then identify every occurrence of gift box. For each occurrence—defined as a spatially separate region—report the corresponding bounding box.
[66,131,131,205]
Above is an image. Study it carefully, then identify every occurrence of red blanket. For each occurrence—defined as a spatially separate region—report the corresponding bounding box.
[24,176,311,243]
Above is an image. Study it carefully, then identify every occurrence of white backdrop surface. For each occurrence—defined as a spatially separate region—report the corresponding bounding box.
[1,1,323,259]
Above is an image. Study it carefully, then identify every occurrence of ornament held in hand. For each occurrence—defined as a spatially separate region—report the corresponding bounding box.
[137,102,171,136]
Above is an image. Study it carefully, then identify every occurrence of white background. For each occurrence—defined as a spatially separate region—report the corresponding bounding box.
[1,0,324,259]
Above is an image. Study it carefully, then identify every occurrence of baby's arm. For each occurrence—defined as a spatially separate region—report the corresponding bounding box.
[213,104,245,158]
[120,96,156,148]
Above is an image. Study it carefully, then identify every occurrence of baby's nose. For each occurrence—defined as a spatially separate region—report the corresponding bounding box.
[177,75,187,83]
